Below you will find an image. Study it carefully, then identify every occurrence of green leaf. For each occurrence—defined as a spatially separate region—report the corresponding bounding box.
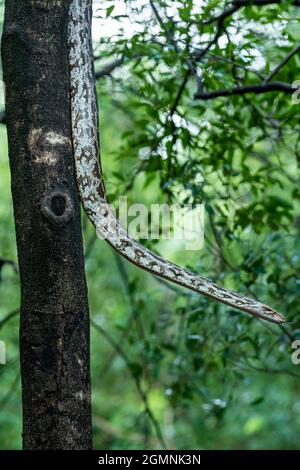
[106,5,115,18]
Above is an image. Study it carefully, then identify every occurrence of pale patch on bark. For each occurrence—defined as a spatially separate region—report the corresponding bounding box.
[30,0,65,10]
[75,391,85,401]
[44,131,71,147]
[28,128,71,165]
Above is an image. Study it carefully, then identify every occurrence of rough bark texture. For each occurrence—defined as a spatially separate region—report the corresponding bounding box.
[1,0,92,449]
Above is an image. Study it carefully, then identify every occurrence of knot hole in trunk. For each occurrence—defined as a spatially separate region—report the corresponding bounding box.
[41,190,73,226]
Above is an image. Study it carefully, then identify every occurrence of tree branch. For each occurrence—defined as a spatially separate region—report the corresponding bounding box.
[149,0,178,51]
[194,81,297,100]
[95,57,124,79]
[204,0,300,26]
[265,44,300,83]
[234,0,300,6]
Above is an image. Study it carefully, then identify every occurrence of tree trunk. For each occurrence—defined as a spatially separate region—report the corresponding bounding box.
[1,0,92,450]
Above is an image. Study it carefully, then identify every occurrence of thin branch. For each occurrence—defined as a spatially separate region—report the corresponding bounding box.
[149,0,193,112]
[166,69,191,176]
[149,0,178,50]
[234,0,300,6]
[204,0,300,26]
[193,16,225,63]
[95,57,125,80]
[208,52,265,80]
[170,70,191,116]
[265,44,300,83]
[149,0,202,108]
[91,319,167,449]
[237,360,300,379]
[194,81,297,100]
[203,4,240,26]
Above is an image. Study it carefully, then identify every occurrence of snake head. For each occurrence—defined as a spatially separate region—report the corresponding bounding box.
[258,305,285,324]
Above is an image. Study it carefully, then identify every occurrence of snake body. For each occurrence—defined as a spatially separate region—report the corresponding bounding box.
[68,0,285,324]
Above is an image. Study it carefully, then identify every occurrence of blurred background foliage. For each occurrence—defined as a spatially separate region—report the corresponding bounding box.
[1,0,300,450]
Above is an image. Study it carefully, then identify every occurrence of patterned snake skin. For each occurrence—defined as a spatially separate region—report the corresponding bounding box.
[68,0,285,324]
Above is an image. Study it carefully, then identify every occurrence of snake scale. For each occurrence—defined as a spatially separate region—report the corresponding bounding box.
[68,0,285,324]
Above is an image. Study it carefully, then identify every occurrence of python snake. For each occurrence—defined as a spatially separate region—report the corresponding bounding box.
[68,0,285,324]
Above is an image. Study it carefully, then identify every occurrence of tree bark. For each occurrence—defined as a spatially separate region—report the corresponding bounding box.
[1,0,92,449]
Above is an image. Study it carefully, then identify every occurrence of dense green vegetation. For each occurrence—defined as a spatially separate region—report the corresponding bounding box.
[0,0,300,449]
